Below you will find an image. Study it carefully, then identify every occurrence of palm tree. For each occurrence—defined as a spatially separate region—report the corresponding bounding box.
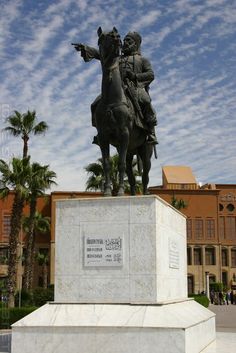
[4,110,48,157]
[23,163,56,291]
[23,212,50,290]
[36,250,49,289]
[0,157,31,307]
[171,196,188,211]
[85,154,142,195]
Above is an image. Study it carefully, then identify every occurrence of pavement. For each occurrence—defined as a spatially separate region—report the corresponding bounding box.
[0,303,236,352]
[202,303,236,352]
[208,303,236,332]
[0,330,11,353]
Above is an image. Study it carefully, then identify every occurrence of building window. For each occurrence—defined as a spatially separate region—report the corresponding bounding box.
[187,247,192,265]
[222,271,228,287]
[219,203,224,211]
[227,204,235,212]
[195,219,204,240]
[187,219,192,240]
[0,248,8,265]
[205,247,215,265]
[209,274,216,284]
[225,217,236,240]
[222,248,228,266]
[231,248,236,267]
[219,217,225,239]
[194,247,202,265]
[206,219,215,239]
[2,213,11,240]
[187,275,194,294]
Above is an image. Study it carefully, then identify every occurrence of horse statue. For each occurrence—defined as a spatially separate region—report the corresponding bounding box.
[88,27,155,196]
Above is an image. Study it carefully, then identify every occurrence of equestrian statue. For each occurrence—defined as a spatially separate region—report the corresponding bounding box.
[72,27,157,196]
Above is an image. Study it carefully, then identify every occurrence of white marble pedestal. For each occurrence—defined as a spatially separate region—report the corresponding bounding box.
[11,196,216,353]
[12,301,215,353]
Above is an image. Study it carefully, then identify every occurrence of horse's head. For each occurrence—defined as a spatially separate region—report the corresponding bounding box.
[97,27,121,63]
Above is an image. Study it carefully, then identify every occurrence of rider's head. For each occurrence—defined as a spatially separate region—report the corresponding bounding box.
[122,32,142,55]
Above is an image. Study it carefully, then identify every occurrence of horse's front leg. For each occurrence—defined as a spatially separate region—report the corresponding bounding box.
[126,153,136,195]
[99,136,112,197]
[117,128,129,196]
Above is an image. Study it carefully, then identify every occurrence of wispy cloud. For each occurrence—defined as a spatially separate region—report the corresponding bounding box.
[0,0,235,191]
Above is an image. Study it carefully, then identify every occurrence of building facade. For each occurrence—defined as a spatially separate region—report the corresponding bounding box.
[149,167,236,294]
[0,192,51,290]
[0,168,236,295]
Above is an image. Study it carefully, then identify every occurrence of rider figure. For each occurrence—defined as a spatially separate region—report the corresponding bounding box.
[74,31,157,144]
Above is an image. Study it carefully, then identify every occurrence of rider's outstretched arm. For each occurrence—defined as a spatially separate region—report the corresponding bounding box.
[72,43,100,62]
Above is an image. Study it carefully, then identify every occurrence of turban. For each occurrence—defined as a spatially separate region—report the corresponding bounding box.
[124,32,142,48]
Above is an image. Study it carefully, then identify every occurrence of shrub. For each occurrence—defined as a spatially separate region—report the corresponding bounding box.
[15,290,33,307]
[0,307,37,329]
[189,294,209,307]
[210,282,223,292]
[32,287,54,307]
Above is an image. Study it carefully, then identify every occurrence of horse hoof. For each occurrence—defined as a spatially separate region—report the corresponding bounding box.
[143,189,150,195]
[117,188,124,197]
[103,188,112,197]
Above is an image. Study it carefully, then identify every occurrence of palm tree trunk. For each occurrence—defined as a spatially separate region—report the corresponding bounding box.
[43,263,48,289]
[23,198,36,291]
[29,235,36,290]
[7,193,24,308]
[22,136,29,158]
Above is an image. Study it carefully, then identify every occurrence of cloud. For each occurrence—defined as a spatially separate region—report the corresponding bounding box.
[0,0,236,191]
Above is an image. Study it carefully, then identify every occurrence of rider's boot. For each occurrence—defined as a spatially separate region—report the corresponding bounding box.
[92,135,99,145]
[147,128,158,145]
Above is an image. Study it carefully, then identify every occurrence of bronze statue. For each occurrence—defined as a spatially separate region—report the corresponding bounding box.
[72,27,157,196]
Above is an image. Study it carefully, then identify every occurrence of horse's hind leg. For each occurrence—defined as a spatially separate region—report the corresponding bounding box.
[126,153,136,195]
[99,138,112,197]
[138,144,153,195]
[117,129,129,196]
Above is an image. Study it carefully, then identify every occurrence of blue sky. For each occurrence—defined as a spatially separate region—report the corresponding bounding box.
[0,0,236,191]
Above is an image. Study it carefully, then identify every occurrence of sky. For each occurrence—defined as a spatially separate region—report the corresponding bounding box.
[0,0,236,192]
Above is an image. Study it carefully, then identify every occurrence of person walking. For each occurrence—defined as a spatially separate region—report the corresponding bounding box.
[230,290,234,304]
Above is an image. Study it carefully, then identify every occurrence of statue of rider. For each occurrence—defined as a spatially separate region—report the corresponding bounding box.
[73,31,157,144]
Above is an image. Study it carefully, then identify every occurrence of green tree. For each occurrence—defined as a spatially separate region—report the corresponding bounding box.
[23,212,50,290]
[85,154,142,195]
[36,250,49,289]
[4,110,48,158]
[23,164,56,291]
[171,196,188,211]
[0,157,31,307]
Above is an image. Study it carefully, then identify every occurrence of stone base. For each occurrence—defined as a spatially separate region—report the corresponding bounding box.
[12,300,215,353]
[55,195,188,304]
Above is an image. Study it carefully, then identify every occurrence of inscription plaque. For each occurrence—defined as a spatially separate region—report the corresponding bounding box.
[84,235,123,267]
[169,239,180,269]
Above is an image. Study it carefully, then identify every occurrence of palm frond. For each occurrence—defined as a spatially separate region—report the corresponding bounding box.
[33,121,49,135]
